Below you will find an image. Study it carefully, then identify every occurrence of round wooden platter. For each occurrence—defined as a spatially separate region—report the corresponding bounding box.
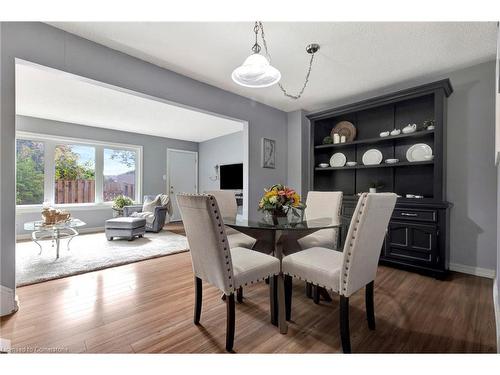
[331,121,357,142]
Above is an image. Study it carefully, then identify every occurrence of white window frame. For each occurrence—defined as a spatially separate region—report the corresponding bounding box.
[16,131,143,212]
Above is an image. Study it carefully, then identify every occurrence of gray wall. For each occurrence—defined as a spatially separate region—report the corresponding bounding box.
[1,22,287,292]
[15,115,198,235]
[307,61,497,273]
[286,110,309,197]
[198,131,244,193]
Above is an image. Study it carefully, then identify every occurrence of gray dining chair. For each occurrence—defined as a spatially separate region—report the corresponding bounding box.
[282,193,397,353]
[176,193,282,352]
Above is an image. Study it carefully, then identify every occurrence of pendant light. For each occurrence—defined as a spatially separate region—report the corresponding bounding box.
[231,23,281,88]
[232,21,320,99]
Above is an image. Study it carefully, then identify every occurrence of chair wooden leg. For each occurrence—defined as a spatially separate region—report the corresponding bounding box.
[305,282,312,298]
[313,285,320,304]
[226,293,235,352]
[340,295,351,353]
[284,275,292,321]
[365,281,375,330]
[269,275,278,326]
[194,277,202,325]
[237,287,243,303]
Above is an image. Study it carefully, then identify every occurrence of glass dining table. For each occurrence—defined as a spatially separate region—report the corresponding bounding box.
[223,215,341,334]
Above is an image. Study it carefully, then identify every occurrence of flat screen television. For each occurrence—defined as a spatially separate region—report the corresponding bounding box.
[219,163,243,190]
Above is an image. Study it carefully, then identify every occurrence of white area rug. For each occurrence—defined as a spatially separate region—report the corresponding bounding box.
[16,231,189,286]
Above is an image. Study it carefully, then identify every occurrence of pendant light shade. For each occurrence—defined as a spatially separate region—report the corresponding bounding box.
[231,53,281,88]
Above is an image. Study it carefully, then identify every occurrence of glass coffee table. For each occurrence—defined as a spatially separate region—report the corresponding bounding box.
[23,219,86,259]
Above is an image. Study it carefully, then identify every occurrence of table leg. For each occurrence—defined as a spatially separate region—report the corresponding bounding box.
[54,228,60,259]
[32,231,43,255]
[274,230,287,334]
[269,275,278,326]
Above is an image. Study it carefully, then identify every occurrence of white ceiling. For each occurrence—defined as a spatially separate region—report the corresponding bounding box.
[48,22,498,112]
[15,61,243,142]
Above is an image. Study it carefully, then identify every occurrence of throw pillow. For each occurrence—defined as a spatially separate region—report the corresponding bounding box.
[142,195,160,213]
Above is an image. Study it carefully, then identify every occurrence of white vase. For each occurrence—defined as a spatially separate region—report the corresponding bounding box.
[369,188,377,193]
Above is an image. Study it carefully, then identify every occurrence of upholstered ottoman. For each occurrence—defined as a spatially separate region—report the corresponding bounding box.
[105,217,146,241]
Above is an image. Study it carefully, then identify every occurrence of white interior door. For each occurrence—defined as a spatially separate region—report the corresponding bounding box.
[167,149,198,221]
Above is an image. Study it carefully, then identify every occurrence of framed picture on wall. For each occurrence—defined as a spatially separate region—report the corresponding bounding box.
[261,138,276,169]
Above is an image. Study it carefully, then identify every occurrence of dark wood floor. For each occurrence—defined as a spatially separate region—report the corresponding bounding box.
[1,223,496,353]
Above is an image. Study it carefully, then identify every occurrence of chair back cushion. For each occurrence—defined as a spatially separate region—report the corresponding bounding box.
[176,194,235,294]
[205,190,238,219]
[305,191,343,223]
[340,193,397,296]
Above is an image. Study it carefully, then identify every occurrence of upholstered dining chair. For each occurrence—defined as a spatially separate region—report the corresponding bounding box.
[205,190,257,250]
[297,191,343,250]
[176,193,282,352]
[282,193,397,353]
[293,191,342,304]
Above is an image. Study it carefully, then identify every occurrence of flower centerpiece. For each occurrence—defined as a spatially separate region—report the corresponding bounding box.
[258,184,306,224]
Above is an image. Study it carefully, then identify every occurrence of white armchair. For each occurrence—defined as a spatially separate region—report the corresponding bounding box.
[282,193,397,353]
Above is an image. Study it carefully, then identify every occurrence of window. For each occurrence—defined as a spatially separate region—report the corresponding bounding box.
[16,139,45,205]
[15,132,142,208]
[54,144,96,204]
[103,148,137,201]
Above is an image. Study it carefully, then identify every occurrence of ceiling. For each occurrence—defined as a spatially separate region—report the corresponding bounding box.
[48,22,498,112]
[16,62,243,142]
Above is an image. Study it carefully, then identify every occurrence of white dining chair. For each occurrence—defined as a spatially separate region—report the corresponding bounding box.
[294,191,342,304]
[297,191,343,250]
[282,193,397,353]
[205,190,257,250]
[176,193,282,352]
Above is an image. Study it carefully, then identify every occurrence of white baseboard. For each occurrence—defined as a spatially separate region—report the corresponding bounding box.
[1,285,19,317]
[448,263,496,279]
[16,226,105,241]
[493,278,500,353]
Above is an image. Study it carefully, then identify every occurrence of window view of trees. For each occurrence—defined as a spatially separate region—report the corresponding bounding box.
[16,139,45,205]
[54,144,96,204]
[103,148,137,201]
[16,137,140,206]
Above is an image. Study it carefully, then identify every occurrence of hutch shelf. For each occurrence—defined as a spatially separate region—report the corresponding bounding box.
[307,79,453,278]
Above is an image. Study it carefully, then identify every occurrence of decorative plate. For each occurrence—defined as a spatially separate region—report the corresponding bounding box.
[406,143,433,162]
[331,121,357,142]
[329,152,347,167]
[362,149,383,165]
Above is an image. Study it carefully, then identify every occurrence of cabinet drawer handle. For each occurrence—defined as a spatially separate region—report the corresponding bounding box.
[401,212,418,217]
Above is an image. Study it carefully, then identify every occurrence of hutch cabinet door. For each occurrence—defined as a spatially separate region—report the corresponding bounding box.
[383,221,438,265]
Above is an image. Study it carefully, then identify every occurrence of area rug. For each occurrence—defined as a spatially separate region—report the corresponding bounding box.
[16,230,189,286]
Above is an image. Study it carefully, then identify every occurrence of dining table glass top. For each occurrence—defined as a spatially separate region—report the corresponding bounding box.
[223,216,340,231]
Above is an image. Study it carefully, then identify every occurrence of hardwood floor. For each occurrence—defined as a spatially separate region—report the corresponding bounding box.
[1,225,496,353]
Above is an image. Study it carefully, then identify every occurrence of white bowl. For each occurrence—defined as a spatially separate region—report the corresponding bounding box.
[346,161,357,167]
[390,129,401,136]
[379,131,390,137]
[423,155,434,161]
[318,163,329,168]
[385,158,399,164]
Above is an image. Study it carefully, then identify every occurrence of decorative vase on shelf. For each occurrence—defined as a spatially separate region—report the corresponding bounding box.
[369,188,377,193]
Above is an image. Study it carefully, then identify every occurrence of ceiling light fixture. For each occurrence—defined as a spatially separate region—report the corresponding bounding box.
[232,21,320,100]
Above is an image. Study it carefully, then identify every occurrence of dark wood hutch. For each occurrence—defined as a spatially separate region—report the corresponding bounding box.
[307,80,453,278]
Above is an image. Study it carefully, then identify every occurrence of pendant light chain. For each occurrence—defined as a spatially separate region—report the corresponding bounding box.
[258,21,317,100]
